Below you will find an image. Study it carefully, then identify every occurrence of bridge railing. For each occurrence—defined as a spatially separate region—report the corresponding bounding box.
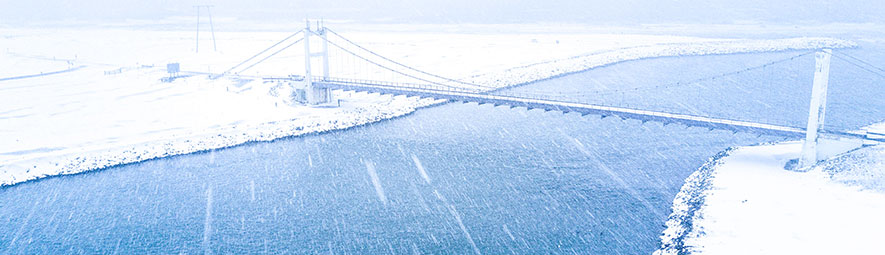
[310,74,829,131]
[310,76,885,140]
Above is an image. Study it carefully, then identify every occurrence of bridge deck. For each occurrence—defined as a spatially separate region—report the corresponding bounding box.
[297,77,874,141]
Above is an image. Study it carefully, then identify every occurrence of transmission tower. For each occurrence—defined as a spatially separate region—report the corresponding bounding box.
[194,5,217,53]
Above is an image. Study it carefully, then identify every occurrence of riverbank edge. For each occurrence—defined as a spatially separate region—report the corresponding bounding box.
[653,147,735,255]
[654,126,884,254]
[0,37,856,188]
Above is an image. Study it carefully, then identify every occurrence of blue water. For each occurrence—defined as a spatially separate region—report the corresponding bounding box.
[2,46,883,254]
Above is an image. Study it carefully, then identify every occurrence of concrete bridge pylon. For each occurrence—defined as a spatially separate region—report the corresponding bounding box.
[303,20,333,105]
[798,49,865,169]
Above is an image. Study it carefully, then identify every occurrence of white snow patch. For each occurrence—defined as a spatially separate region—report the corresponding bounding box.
[0,26,855,187]
[657,139,885,255]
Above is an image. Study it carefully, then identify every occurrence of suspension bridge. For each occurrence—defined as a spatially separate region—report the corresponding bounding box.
[217,21,884,168]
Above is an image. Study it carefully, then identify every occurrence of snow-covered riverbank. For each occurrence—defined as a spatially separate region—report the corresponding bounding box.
[655,124,885,255]
[0,26,854,187]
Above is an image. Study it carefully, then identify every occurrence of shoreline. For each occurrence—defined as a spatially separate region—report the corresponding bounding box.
[654,147,735,255]
[654,128,884,254]
[0,36,856,188]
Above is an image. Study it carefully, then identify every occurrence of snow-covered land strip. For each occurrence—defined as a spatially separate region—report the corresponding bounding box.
[0,28,856,187]
[653,148,735,255]
[464,37,856,87]
[655,131,885,254]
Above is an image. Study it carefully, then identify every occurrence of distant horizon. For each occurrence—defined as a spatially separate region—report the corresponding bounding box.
[3,0,883,27]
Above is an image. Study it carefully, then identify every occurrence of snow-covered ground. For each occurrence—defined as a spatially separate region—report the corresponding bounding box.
[0,25,854,187]
[656,124,885,254]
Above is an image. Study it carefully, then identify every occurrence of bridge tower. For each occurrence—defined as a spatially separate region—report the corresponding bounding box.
[303,20,332,105]
[320,21,330,80]
[798,49,832,169]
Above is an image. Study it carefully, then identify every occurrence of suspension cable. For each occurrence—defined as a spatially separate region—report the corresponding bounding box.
[324,28,494,89]
[830,53,885,79]
[312,31,480,92]
[832,51,885,75]
[223,30,304,75]
[501,51,815,98]
[238,37,305,74]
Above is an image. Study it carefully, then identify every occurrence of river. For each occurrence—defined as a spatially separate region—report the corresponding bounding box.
[2,44,883,254]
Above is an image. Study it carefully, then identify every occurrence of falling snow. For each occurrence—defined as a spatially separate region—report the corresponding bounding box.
[1,4,884,254]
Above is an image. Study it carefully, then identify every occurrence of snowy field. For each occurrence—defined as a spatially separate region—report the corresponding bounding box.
[3,23,885,253]
[656,123,885,254]
[0,26,855,186]
[0,26,855,189]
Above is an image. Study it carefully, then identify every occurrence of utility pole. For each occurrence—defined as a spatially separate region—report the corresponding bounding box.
[798,49,832,169]
[194,5,217,53]
[195,6,200,53]
[207,5,217,52]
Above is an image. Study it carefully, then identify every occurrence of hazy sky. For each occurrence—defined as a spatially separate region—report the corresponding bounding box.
[2,0,883,25]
